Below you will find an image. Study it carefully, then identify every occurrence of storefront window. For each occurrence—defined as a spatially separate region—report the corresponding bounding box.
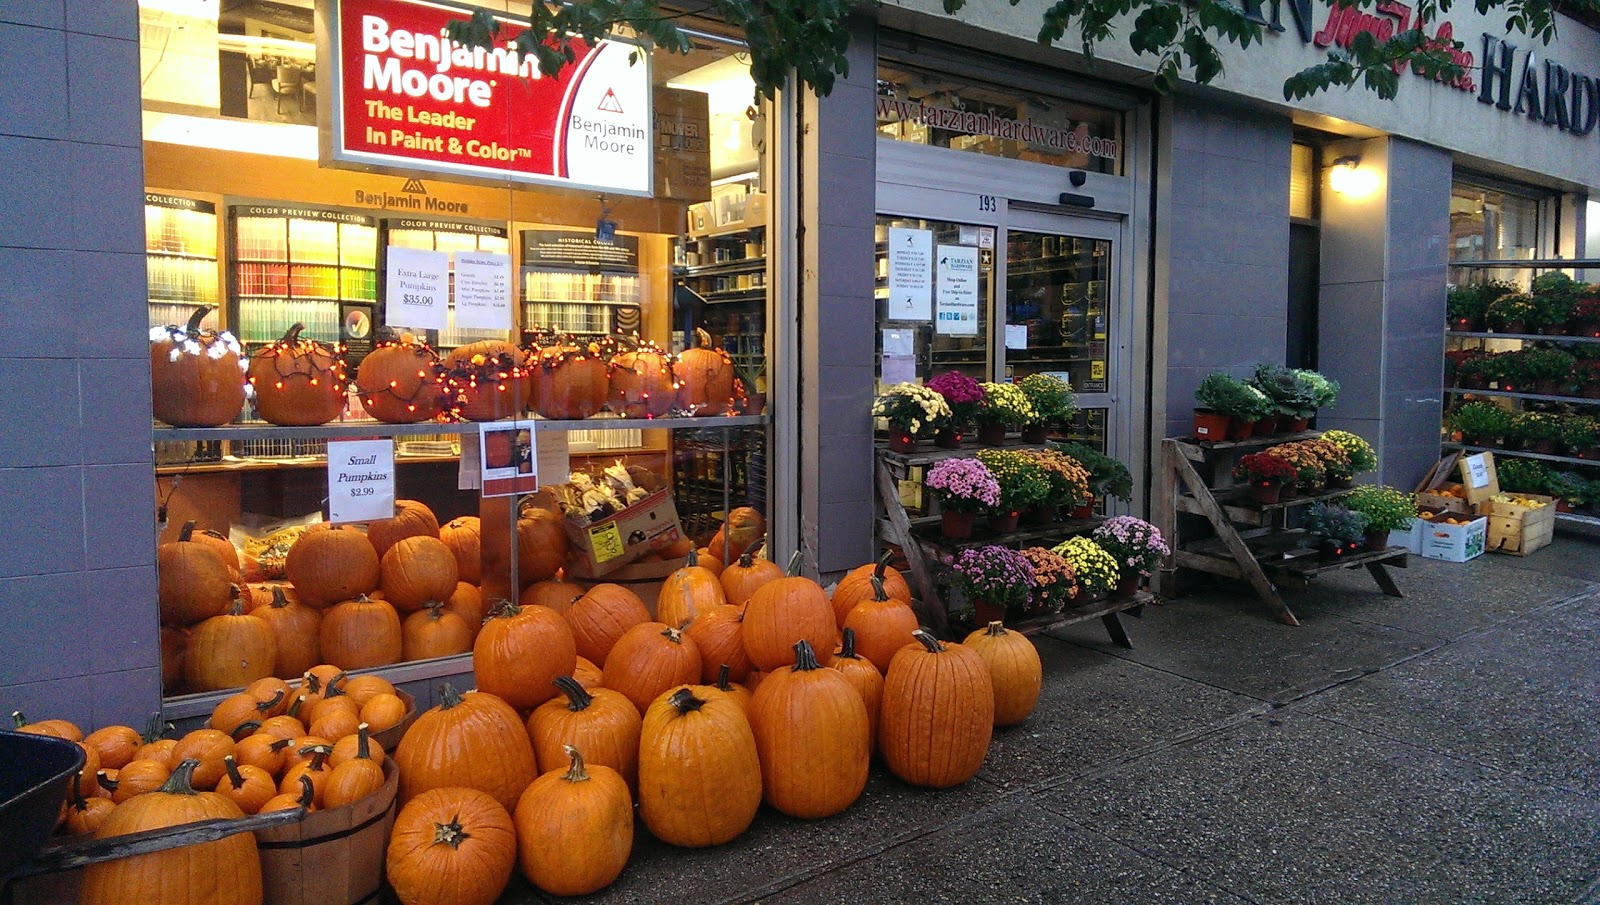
[873,215,992,388]
[1449,180,1542,285]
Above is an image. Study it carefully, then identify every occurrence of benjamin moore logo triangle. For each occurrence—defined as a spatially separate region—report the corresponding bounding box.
[596,88,625,114]
[401,179,427,195]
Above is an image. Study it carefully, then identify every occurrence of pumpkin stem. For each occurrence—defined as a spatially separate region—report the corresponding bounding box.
[302,670,323,695]
[279,322,306,345]
[96,770,118,793]
[229,720,261,741]
[141,713,170,744]
[785,550,804,577]
[269,738,292,754]
[10,711,24,729]
[224,593,246,618]
[223,755,245,788]
[432,817,472,848]
[487,599,521,619]
[303,745,332,771]
[355,723,372,761]
[256,689,285,714]
[792,639,821,671]
[662,626,684,644]
[667,688,706,714]
[869,574,890,603]
[161,759,202,795]
[295,773,314,808]
[694,326,713,349]
[985,621,1008,636]
[911,629,944,654]
[840,628,860,660]
[178,520,198,542]
[715,664,734,692]
[70,773,89,809]
[552,676,593,712]
[183,306,213,336]
[873,550,894,580]
[439,683,464,710]
[270,587,290,609]
[561,745,590,783]
[685,548,700,568]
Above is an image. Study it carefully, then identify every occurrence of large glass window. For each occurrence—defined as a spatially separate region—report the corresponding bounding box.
[1449,180,1543,285]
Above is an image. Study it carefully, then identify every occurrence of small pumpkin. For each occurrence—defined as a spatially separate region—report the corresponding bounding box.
[380,535,459,613]
[601,623,702,716]
[170,729,236,790]
[438,517,482,584]
[513,746,633,896]
[61,777,115,836]
[83,724,142,771]
[563,583,651,665]
[308,703,361,743]
[355,332,444,423]
[403,603,474,661]
[185,597,278,692]
[442,339,531,421]
[149,306,248,428]
[247,322,348,426]
[11,712,83,741]
[473,601,577,710]
[210,688,284,739]
[285,525,379,608]
[393,683,536,811]
[683,603,753,683]
[158,521,237,626]
[842,575,920,674]
[711,507,767,561]
[255,714,308,744]
[367,500,440,560]
[610,341,678,418]
[720,549,782,607]
[258,773,315,814]
[673,327,736,416]
[278,745,334,807]
[879,630,994,788]
[234,735,292,778]
[707,663,753,714]
[831,552,913,628]
[244,677,294,717]
[108,757,170,803]
[253,587,322,680]
[516,509,570,584]
[741,558,836,672]
[527,677,642,790]
[387,788,516,905]
[830,628,885,752]
[572,656,604,690]
[532,337,610,420]
[963,621,1043,726]
[339,674,396,707]
[360,692,409,733]
[693,549,725,577]
[656,549,726,629]
[519,578,584,614]
[748,640,869,819]
[216,755,277,815]
[319,595,403,669]
[324,724,386,809]
[133,737,178,772]
[329,723,386,771]
[638,688,762,847]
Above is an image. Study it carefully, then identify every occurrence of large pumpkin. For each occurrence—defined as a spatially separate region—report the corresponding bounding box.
[963,621,1042,726]
[748,639,869,819]
[514,746,633,896]
[563,583,651,665]
[380,535,459,613]
[610,342,678,418]
[253,586,322,679]
[160,625,187,691]
[516,509,569,584]
[473,601,577,710]
[442,340,530,421]
[402,604,474,661]
[319,595,402,669]
[683,602,753,683]
[438,517,482,584]
[708,507,767,562]
[602,623,702,716]
[150,306,248,427]
[527,677,642,789]
[285,525,379,608]
[79,760,263,905]
[638,688,762,847]
[367,500,440,560]
[532,338,610,420]
[158,522,237,626]
[185,598,277,692]
[741,571,836,672]
[720,550,782,607]
[674,327,736,416]
[247,322,348,426]
[519,578,585,613]
[355,333,443,423]
[831,552,913,628]
[656,549,726,629]
[393,684,536,811]
[830,628,885,752]
[387,788,516,905]
[841,575,920,674]
[879,630,994,788]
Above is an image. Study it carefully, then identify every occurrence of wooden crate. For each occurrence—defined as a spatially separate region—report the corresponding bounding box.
[1483,493,1557,556]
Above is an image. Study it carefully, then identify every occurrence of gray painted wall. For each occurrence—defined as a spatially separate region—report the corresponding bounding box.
[0,0,160,727]
[1162,99,1293,440]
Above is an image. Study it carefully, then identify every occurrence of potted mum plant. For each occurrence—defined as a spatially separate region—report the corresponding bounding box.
[1193,372,1271,441]
[924,458,1002,540]
[1518,347,1578,396]
[1321,429,1378,476]
[925,370,984,447]
[1018,546,1077,614]
[1530,272,1582,336]
[1495,457,1550,495]
[1559,415,1599,458]
[1343,485,1418,552]
[1091,516,1170,598]
[1053,441,1134,511]
[1263,441,1327,494]
[872,382,952,452]
[1569,290,1600,337]
[976,448,1050,533]
[974,382,1038,445]
[1023,448,1092,523]
[1510,411,1564,455]
[1304,502,1368,561]
[1017,373,1078,443]
[1453,352,1498,390]
[1233,452,1297,504]
[1050,536,1120,602]
[1303,437,1355,488]
[1580,359,1600,400]
[1448,401,1513,447]
[1486,293,1538,334]
[1446,284,1489,331]
[948,545,1035,625]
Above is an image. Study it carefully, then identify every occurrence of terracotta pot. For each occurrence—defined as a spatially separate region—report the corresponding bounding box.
[1327,474,1354,489]
[1557,500,1575,513]
[1569,319,1600,338]
[1023,505,1059,526]
[989,510,1021,535]
[1070,502,1095,519]
[1287,417,1311,433]
[935,428,965,449]
[1020,424,1050,444]
[1111,571,1142,600]
[1535,380,1568,396]
[971,599,1006,626]
[1249,482,1283,505]
[1581,384,1600,400]
[941,510,976,540]
[1226,417,1257,441]
[977,422,1008,445]
[1531,440,1558,455]
[1255,413,1282,435]
[1540,323,1569,336]
[1500,320,1527,335]
[1319,541,1348,563]
[887,431,917,453]
[1279,483,1300,500]
[1365,530,1390,553]
[1193,409,1230,442]
[1303,479,1327,495]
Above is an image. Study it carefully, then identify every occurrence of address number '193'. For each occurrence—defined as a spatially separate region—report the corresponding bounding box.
[978,195,997,212]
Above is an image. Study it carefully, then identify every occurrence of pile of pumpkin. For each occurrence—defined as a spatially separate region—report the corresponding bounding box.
[152,304,747,428]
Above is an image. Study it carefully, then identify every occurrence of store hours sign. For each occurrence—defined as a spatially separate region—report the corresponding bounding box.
[327,0,653,194]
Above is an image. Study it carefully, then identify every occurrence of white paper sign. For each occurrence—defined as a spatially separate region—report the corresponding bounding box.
[458,438,481,491]
[886,227,933,321]
[385,247,449,331]
[881,354,918,386]
[935,245,979,336]
[978,227,995,249]
[1464,453,1492,488]
[452,251,513,330]
[537,431,571,483]
[327,439,395,524]
[1005,324,1029,350]
[881,328,915,358]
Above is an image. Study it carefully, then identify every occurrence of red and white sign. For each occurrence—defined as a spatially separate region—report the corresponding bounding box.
[327,0,653,194]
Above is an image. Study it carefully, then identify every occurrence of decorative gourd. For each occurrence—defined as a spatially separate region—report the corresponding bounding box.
[516,509,569,584]
[386,788,516,905]
[741,559,836,672]
[339,674,396,707]
[285,525,379,608]
[526,677,642,790]
[674,327,736,416]
[355,332,444,423]
[710,507,767,561]
[234,735,291,778]
[158,522,236,626]
[532,337,610,419]
[879,630,994,788]
[518,578,584,613]
[257,773,315,814]
[253,587,322,679]
[247,323,348,426]
[572,656,604,690]
[842,575,920,674]
[830,629,884,752]
[330,723,386,769]
[472,601,576,710]
[216,755,276,814]
[319,595,403,669]
[962,621,1042,726]
[610,341,678,418]
[393,684,536,811]
[78,760,263,905]
[438,517,481,584]
[683,603,753,683]
[324,724,386,809]
[719,549,782,607]
[403,603,474,661]
[108,757,170,803]
[360,692,408,733]
[367,500,440,560]
[513,746,633,896]
[185,597,277,692]
[638,688,762,847]
[563,583,651,665]
[656,549,727,629]
[440,582,485,639]
[441,339,531,421]
[749,640,869,819]
[279,745,333,807]
[149,307,248,427]
[380,535,459,613]
[170,729,236,790]
[601,623,702,716]
[210,688,283,739]
[831,552,913,628]
[84,724,142,771]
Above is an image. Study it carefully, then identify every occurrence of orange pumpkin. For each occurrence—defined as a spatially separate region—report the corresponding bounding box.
[285,525,379,609]
[12,713,83,742]
[519,578,584,613]
[830,628,885,752]
[572,656,604,690]
[715,507,767,561]
[532,337,610,420]
[879,630,994,788]
[656,549,726,629]
[149,306,247,427]
[638,688,761,847]
[339,674,396,708]
[683,603,754,683]
[247,322,348,426]
[393,684,536,811]
[693,548,725,577]
[438,517,482,584]
[108,757,171,803]
[741,571,836,672]
[706,664,754,714]
[831,552,913,628]
[360,692,409,733]
[748,639,869,818]
[674,327,736,416]
[234,734,292,778]
[564,583,651,665]
[278,745,333,807]
[962,621,1042,726]
[216,755,277,815]
[403,603,474,661]
[842,575,920,674]
[83,724,142,772]
[720,550,782,607]
[170,729,236,790]
[258,773,316,814]
[61,777,115,836]
[387,788,516,905]
[329,722,386,769]
[185,597,277,692]
[527,676,642,789]
[380,535,459,613]
[442,340,531,421]
[610,342,678,418]
[516,509,570,584]
[158,522,236,627]
[601,623,702,716]
[319,595,402,669]
[355,332,444,423]
[367,500,440,560]
[513,746,633,896]
[210,689,284,739]
[253,586,322,680]
[472,601,576,710]
[134,738,178,772]
[439,582,486,639]
[323,724,386,809]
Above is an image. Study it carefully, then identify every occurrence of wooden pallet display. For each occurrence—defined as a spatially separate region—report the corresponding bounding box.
[1152,433,1408,626]
[874,440,1149,647]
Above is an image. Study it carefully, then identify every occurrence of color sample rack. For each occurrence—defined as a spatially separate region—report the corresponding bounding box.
[227,204,378,349]
[145,194,220,330]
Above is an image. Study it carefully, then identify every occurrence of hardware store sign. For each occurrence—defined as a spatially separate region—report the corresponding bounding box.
[328,0,653,194]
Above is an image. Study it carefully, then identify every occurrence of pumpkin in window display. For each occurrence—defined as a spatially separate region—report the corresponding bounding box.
[247,323,349,426]
[610,339,679,418]
[355,331,444,423]
[674,328,736,416]
[442,340,530,421]
[150,306,248,427]
[531,336,612,420]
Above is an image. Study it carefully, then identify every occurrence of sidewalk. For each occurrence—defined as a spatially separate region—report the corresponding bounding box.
[501,538,1600,904]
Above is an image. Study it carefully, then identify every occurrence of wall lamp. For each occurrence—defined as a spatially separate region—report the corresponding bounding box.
[1328,155,1379,197]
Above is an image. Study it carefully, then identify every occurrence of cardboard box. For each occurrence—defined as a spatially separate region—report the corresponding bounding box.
[1416,487,1474,515]
[1388,520,1424,555]
[563,489,685,577]
[1418,513,1488,563]
[1483,492,1557,556]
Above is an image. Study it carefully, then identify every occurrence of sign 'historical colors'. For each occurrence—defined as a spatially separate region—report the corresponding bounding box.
[326,0,654,194]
